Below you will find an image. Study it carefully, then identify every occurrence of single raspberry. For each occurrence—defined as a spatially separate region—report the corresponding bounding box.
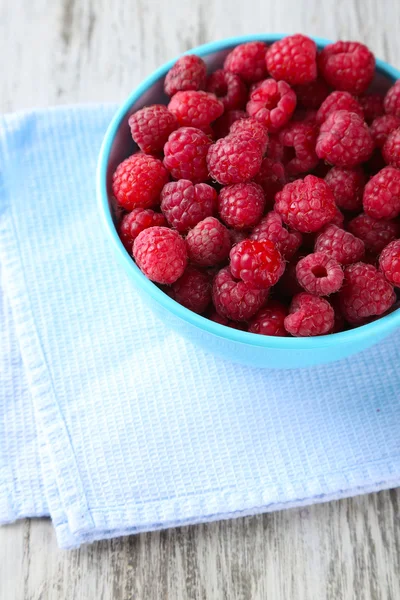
[118,208,167,251]
[132,227,187,284]
[363,167,400,220]
[229,118,269,153]
[318,41,375,95]
[207,136,263,185]
[228,229,248,247]
[384,81,400,119]
[229,239,285,289]
[250,212,302,259]
[348,213,400,254]
[316,110,374,167]
[254,158,286,208]
[160,180,216,232]
[163,127,211,183]
[315,91,364,125]
[315,225,365,265]
[128,105,178,154]
[370,115,400,148]
[339,262,396,323]
[212,267,269,321]
[266,34,317,85]
[112,153,169,210]
[212,110,247,139]
[186,216,231,266]
[275,175,336,233]
[284,293,334,336]
[206,69,247,110]
[294,77,330,109]
[167,266,211,313]
[168,91,223,129]
[206,307,248,330]
[296,252,344,296]
[164,54,207,96]
[277,121,318,176]
[379,240,400,287]
[223,41,268,84]
[382,128,400,169]
[358,94,384,123]
[324,166,365,212]
[248,301,288,336]
[246,79,297,132]
[218,182,265,229]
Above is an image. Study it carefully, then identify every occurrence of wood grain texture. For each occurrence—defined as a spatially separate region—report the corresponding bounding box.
[1,0,400,598]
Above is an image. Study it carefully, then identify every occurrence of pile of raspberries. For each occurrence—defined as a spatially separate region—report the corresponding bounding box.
[112,34,400,337]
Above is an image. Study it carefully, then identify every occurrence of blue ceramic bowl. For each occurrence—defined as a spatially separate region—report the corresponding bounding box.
[97,34,400,369]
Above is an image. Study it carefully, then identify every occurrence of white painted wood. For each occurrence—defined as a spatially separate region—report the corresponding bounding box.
[1,0,400,598]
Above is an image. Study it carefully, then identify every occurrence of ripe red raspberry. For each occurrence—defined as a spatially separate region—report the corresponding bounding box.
[339,262,396,323]
[218,182,265,229]
[164,54,207,96]
[266,34,317,85]
[348,213,400,254]
[296,252,344,296]
[118,208,166,251]
[132,227,187,284]
[163,127,211,183]
[379,240,400,287]
[230,239,285,289]
[294,77,330,109]
[384,81,400,119]
[315,91,364,125]
[314,225,365,265]
[128,105,178,154]
[275,175,336,233]
[370,115,400,148]
[254,158,286,208]
[168,91,223,129]
[112,153,169,210]
[207,136,263,185]
[229,118,269,153]
[358,94,384,123]
[316,110,374,167]
[160,180,216,232]
[186,217,231,266]
[212,110,247,139]
[382,128,400,169]
[250,212,302,259]
[284,293,334,336]
[223,41,268,84]
[246,79,297,132]
[212,267,269,321]
[278,121,318,176]
[248,301,288,336]
[324,166,365,212]
[318,41,375,95]
[206,69,247,110]
[167,266,211,313]
[363,167,400,220]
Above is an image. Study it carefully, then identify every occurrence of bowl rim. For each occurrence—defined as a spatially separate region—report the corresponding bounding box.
[97,33,400,350]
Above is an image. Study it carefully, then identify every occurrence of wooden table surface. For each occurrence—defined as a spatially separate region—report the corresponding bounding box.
[1,1,400,598]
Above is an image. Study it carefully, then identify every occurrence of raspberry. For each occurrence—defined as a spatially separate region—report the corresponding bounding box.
[248,301,288,336]
[206,69,247,110]
[278,122,318,176]
[212,110,247,139]
[160,180,217,232]
[382,128,400,169]
[266,34,317,85]
[314,225,365,265]
[363,167,400,220]
[132,227,187,284]
[318,41,375,95]
[207,137,263,185]
[275,175,336,233]
[348,213,400,254]
[163,127,211,183]
[223,41,268,84]
[284,293,334,336]
[316,110,374,167]
[384,81,400,119]
[250,212,302,259]
[294,77,330,109]
[370,115,400,148]
[339,262,396,323]
[246,79,297,132]
[296,252,344,295]
[358,94,384,123]
[112,153,169,210]
[379,239,400,287]
[229,118,269,153]
[218,182,265,229]
[229,239,285,289]
[324,166,365,212]
[212,267,269,321]
[168,91,223,129]
[128,105,178,154]
[167,266,211,313]
[186,216,231,266]
[118,208,166,251]
[254,158,285,208]
[315,91,364,125]
[164,54,207,96]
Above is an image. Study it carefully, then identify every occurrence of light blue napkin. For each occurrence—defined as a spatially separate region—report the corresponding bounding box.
[1,105,400,548]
